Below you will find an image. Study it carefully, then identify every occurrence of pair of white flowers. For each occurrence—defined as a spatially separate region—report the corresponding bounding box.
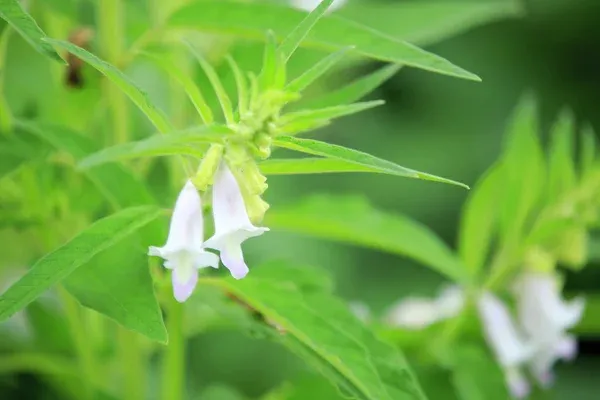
[383,273,584,398]
[149,162,268,302]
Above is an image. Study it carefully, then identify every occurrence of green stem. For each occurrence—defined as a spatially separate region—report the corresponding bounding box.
[0,26,13,134]
[161,297,186,400]
[97,0,128,144]
[118,328,145,400]
[58,286,97,400]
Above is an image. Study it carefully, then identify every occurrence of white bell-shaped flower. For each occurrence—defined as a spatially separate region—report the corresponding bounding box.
[514,272,585,386]
[291,0,347,13]
[477,292,533,399]
[149,180,219,302]
[204,162,268,279]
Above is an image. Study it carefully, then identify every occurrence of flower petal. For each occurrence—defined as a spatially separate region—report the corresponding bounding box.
[163,180,204,252]
[505,368,530,399]
[385,298,441,329]
[220,242,249,280]
[172,267,198,303]
[211,162,255,236]
[195,251,220,270]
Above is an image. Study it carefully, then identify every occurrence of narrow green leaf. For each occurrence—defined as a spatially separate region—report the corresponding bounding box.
[43,39,172,133]
[458,163,503,276]
[273,135,469,189]
[0,0,64,62]
[300,64,402,109]
[260,157,376,175]
[142,51,214,125]
[265,195,468,282]
[547,110,577,202]
[0,206,163,322]
[226,55,248,116]
[498,97,545,243]
[78,125,233,169]
[278,119,331,136]
[65,239,167,343]
[286,47,353,93]
[581,125,596,180]
[278,0,335,61]
[259,30,285,90]
[185,40,234,125]
[17,121,155,208]
[167,0,480,81]
[278,100,384,129]
[203,262,428,400]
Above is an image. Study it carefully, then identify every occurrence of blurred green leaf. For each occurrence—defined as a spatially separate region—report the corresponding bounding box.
[499,97,545,244]
[226,55,249,116]
[458,163,504,276]
[286,47,352,93]
[167,0,480,81]
[65,239,167,343]
[203,262,428,400]
[142,51,214,125]
[547,111,577,202]
[199,384,248,400]
[0,0,64,62]
[0,206,163,322]
[78,125,233,169]
[279,100,384,128]
[17,121,155,208]
[581,125,596,180]
[266,195,468,282]
[0,131,48,179]
[298,64,402,109]
[273,136,469,188]
[43,39,173,133]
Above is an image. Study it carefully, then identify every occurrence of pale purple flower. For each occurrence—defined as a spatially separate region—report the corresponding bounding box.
[204,162,268,279]
[514,272,585,387]
[149,180,219,302]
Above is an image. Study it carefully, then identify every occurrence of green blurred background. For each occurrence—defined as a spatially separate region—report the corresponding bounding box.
[2,0,600,398]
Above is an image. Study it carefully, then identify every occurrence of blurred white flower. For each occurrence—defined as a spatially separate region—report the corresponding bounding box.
[514,272,585,387]
[204,162,268,279]
[384,285,465,329]
[149,180,219,302]
[290,0,347,13]
[349,301,371,322]
[477,292,533,399]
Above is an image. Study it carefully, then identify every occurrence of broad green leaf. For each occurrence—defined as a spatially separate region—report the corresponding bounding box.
[43,39,173,133]
[286,47,353,93]
[260,157,378,175]
[0,206,163,322]
[265,195,468,282]
[78,125,233,169]
[202,262,428,400]
[65,238,167,343]
[273,136,469,189]
[142,51,214,125]
[278,101,384,128]
[458,163,504,276]
[259,30,285,90]
[0,0,63,62]
[278,0,335,61]
[581,125,596,180]
[17,121,155,208]
[498,97,545,244]
[547,111,576,202]
[299,64,402,109]
[185,40,234,125]
[226,55,248,116]
[167,0,480,81]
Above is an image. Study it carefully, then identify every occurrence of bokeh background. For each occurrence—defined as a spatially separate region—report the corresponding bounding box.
[2,0,600,399]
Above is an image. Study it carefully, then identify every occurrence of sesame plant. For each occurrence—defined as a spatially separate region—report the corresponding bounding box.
[3,0,592,400]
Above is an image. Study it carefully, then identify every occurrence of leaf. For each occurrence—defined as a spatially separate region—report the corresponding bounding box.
[273,136,469,189]
[142,51,214,124]
[65,238,167,343]
[43,39,173,133]
[185,40,234,125]
[167,0,480,81]
[259,30,285,90]
[17,121,155,208]
[458,163,504,276]
[202,262,428,400]
[278,101,384,128]
[0,206,163,322]
[286,47,353,93]
[581,125,596,180]
[0,0,64,62]
[498,97,545,244]
[299,64,402,109]
[277,119,331,136]
[260,157,381,175]
[278,0,335,62]
[265,195,468,282]
[226,55,248,116]
[547,110,577,202]
[78,125,233,169]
